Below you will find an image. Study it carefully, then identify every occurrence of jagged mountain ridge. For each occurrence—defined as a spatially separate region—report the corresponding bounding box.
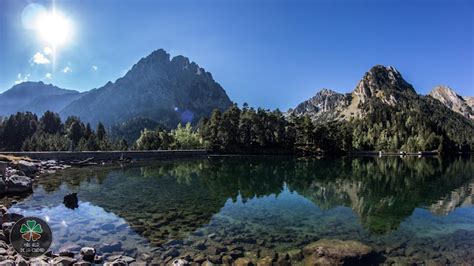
[288,89,351,122]
[288,65,473,122]
[0,81,82,116]
[429,86,474,120]
[60,49,232,127]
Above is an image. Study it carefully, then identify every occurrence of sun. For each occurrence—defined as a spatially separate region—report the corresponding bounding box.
[37,11,73,47]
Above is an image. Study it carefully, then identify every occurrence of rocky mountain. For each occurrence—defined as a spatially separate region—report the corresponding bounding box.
[288,65,474,152]
[61,49,232,127]
[466,97,474,108]
[429,86,474,119]
[287,89,351,122]
[0,81,82,116]
[288,65,467,122]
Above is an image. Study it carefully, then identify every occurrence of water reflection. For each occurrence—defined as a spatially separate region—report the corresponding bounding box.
[5,156,474,263]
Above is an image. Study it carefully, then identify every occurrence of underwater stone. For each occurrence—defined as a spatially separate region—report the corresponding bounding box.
[302,239,373,265]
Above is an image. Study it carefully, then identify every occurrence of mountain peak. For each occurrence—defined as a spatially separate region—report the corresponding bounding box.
[287,88,349,122]
[148,48,171,61]
[60,48,232,127]
[430,85,459,99]
[318,88,339,96]
[353,65,416,105]
[429,85,474,119]
[0,81,80,116]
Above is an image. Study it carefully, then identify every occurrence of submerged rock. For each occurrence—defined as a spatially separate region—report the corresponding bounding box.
[50,256,77,265]
[107,255,135,264]
[302,239,373,265]
[63,193,79,209]
[100,241,123,253]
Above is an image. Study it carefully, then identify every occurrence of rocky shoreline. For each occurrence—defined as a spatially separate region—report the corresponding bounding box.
[0,159,60,199]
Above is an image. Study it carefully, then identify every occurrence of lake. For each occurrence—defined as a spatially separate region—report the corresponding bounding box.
[4,156,474,264]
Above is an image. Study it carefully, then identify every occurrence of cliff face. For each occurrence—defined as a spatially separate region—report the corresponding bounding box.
[287,89,351,122]
[353,65,416,105]
[466,97,474,109]
[429,86,474,120]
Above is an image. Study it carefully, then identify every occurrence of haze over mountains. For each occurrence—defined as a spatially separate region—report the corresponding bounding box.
[0,49,232,128]
[0,49,472,130]
[0,82,83,116]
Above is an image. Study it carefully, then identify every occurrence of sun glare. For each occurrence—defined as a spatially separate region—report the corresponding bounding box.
[37,12,73,47]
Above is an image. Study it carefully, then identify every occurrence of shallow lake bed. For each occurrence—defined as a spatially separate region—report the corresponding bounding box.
[4,156,474,264]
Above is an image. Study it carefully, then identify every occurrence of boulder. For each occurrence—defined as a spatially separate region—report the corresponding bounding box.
[256,256,273,266]
[1,212,24,224]
[0,181,5,195]
[2,222,15,237]
[17,160,38,176]
[94,255,104,264]
[59,250,75,258]
[29,256,52,265]
[0,162,7,178]
[80,247,96,262]
[4,175,32,193]
[63,193,79,209]
[50,256,77,265]
[234,258,253,266]
[0,206,7,215]
[0,231,7,242]
[0,259,15,265]
[104,259,127,266]
[99,241,122,253]
[171,259,189,266]
[302,239,373,265]
[107,255,135,264]
[14,255,28,265]
[59,244,82,253]
[72,261,91,266]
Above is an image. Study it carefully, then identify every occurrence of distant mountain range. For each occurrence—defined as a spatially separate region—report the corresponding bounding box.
[288,65,474,121]
[0,81,83,116]
[0,50,472,130]
[0,49,232,128]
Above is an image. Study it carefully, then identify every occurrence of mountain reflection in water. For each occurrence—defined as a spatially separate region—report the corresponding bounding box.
[6,156,474,263]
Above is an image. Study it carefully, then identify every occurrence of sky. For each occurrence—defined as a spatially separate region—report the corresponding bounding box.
[0,0,473,110]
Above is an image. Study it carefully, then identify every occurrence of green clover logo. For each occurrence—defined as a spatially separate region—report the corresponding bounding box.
[20,220,43,241]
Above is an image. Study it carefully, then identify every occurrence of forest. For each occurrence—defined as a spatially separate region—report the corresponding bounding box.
[0,101,473,154]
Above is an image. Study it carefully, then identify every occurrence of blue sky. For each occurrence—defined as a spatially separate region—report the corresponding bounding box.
[0,0,472,110]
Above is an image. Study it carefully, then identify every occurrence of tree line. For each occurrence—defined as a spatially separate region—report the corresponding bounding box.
[0,111,124,151]
[0,111,202,152]
[0,100,472,154]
